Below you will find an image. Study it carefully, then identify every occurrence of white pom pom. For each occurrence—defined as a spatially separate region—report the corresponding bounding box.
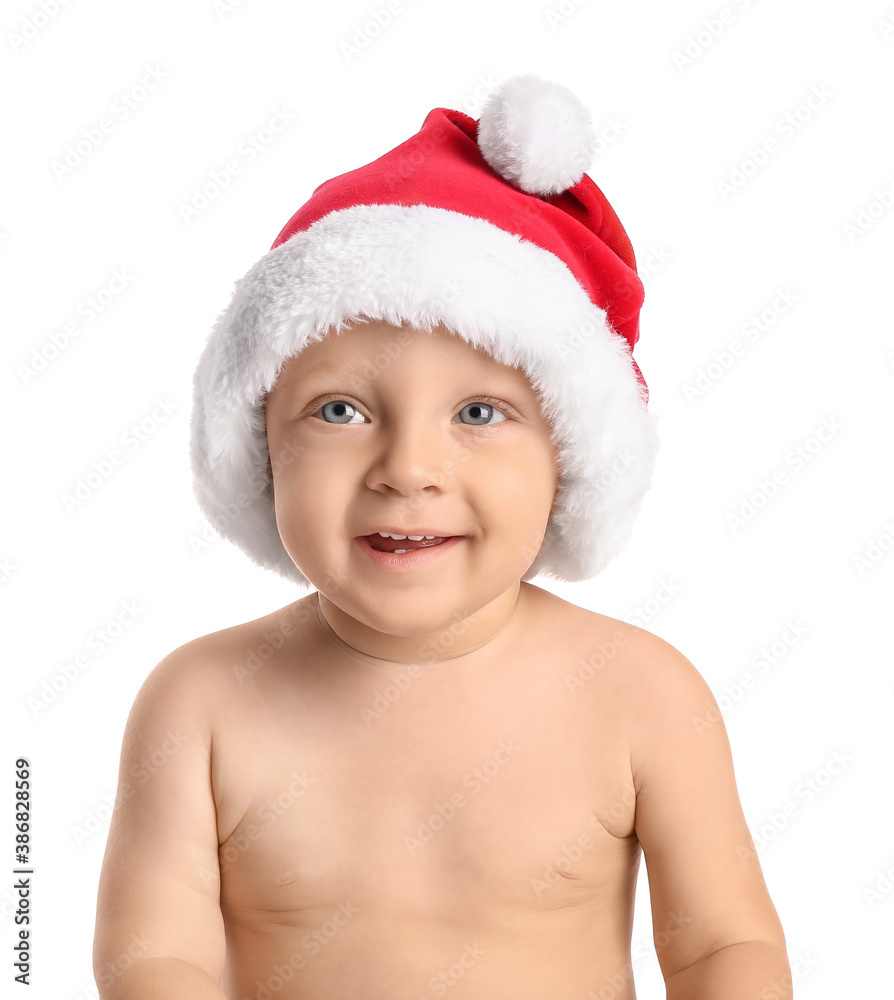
[477,74,595,196]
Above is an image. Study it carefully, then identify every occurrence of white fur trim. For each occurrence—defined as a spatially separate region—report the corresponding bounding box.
[477,74,595,195]
[190,203,659,587]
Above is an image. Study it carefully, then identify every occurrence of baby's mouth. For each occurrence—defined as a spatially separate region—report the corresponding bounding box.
[365,534,452,553]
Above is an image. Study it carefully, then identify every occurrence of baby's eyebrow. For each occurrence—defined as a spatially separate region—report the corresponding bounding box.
[275,349,537,413]
[280,358,369,390]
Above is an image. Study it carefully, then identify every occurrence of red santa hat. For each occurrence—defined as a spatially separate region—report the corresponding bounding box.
[190,73,659,585]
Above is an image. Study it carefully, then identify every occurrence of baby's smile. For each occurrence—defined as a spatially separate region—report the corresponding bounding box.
[366,531,453,552]
[355,532,465,569]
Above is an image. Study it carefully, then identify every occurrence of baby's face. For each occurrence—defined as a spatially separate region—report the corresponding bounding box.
[263,320,559,636]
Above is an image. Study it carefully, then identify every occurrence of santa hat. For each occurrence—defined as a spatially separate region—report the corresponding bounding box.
[190,74,659,586]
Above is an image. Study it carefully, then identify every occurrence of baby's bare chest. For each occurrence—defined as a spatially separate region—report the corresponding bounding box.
[213,629,640,925]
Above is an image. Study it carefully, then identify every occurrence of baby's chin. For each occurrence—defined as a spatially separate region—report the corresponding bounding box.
[314,578,526,665]
[331,590,476,637]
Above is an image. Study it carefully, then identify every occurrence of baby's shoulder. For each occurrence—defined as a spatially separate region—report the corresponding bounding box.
[531,586,707,697]
[133,599,310,722]
[575,612,721,760]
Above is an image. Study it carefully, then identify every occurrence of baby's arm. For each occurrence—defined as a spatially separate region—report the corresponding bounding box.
[626,631,792,1000]
[93,644,228,999]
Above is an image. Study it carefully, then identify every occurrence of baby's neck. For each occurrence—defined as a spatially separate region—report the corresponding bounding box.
[313,584,529,670]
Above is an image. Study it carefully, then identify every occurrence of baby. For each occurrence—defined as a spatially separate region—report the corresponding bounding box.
[93,75,791,999]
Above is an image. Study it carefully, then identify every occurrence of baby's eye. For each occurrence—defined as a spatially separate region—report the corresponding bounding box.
[316,400,367,424]
[313,398,508,426]
[455,402,507,426]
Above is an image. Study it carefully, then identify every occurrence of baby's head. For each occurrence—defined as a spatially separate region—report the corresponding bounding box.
[190,74,658,593]
[261,317,560,632]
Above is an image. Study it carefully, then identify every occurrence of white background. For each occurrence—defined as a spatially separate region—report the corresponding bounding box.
[3,0,893,997]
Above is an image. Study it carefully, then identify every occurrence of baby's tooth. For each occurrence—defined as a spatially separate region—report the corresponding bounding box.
[408,535,424,541]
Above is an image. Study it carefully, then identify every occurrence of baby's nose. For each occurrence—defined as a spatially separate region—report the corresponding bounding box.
[365,423,458,496]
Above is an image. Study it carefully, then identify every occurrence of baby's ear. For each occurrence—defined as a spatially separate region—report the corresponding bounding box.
[549,486,560,518]
[550,464,562,511]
